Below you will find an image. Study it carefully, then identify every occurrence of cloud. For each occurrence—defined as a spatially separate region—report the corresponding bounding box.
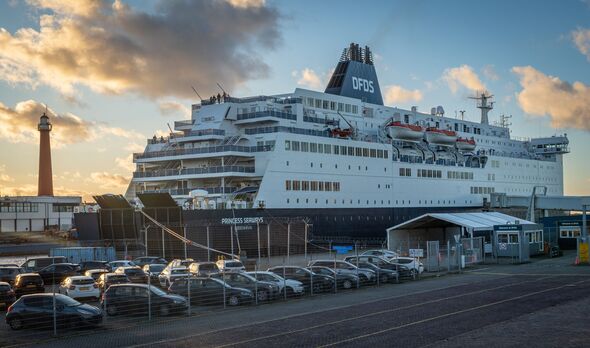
[442,65,486,94]
[383,85,423,105]
[0,183,94,201]
[115,154,135,172]
[572,28,590,61]
[294,68,324,90]
[158,101,191,118]
[89,172,130,188]
[0,165,15,183]
[512,65,590,130]
[0,0,282,100]
[482,64,499,81]
[0,99,143,147]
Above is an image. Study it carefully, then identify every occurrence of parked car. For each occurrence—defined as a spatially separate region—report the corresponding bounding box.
[0,282,16,308]
[97,273,129,292]
[166,259,194,270]
[13,273,44,297]
[307,266,360,290]
[351,262,398,283]
[0,266,24,285]
[133,257,167,267]
[246,271,305,297]
[308,260,375,284]
[211,272,279,302]
[267,266,334,293]
[114,266,148,284]
[101,284,187,317]
[361,249,399,260]
[390,257,424,275]
[37,263,78,285]
[6,293,103,330]
[188,262,220,277]
[108,260,136,269]
[143,264,166,283]
[168,277,253,306]
[346,255,413,279]
[59,276,100,300]
[84,269,110,281]
[158,267,190,288]
[216,259,246,273]
[79,261,110,273]
[21,257,67,272]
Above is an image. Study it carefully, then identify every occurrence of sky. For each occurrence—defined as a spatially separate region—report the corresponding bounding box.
[0,0,590,202]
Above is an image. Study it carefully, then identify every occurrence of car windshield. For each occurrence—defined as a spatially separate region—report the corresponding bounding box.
[171,269,187,274]
[59,295,82,307]
[199,264,217,271]
[150,286,167,296]
[72,278,95,285]
[0,284,10,291]
[149,265,165,272]
[226,262,243,268]
[126,269,143,275]
[109,275,128,281]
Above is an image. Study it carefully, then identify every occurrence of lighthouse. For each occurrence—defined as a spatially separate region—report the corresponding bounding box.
[37,110,54,196]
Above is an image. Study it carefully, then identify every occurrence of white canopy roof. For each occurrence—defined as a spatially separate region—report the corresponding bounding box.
[387,212,536,232]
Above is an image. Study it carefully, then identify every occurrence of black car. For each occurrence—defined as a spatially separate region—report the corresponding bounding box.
[97,273,129,292]
[37,263,78,285]
[308,266,360,290]
[133,257,167,267]
[168,277,253,306]
[114,266,148,284]
[79,261,110,273]
[0,266,24,285]
[143,264,166,283]
[268,266,334,293]
[345,255,412,280]
[211,272,279,302]
[21,257,67,272]
[101,284,187,317]
[13,273,44,297]
[0,282,16,308]
[6,293,103,330]
[352,262,399,284]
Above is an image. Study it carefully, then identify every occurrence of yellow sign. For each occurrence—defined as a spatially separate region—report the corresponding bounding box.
[579,242,589,264]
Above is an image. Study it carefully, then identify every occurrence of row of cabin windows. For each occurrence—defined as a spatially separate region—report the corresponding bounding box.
[417,169,442,178]
[471,186,495,194]
[285,198,473,205]
[448,171,474,180]
[285,180,341,192]
[399,168,412,177]
[305,97,359,115]
[285,140,388,159]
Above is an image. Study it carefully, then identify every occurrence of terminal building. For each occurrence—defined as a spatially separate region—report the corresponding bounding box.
[0,109,81,233]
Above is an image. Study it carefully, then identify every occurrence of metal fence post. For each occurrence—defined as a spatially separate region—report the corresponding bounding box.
[287,222,291,265]
[304,223,308,262]
[207,225,211,262]
[183,225,188,259]
[333,253,337,294]
[148,275,152,321]
[447,240,451,272]
[187,274,191,316]
[222,269,226,309]
[254,264,258,306]
[161,227,165,259]
[52,285,57,336]
[257,222,261,266]
[267,224,271,268]
[282,260,287,300]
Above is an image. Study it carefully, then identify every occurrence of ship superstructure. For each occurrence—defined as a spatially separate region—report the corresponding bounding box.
[126,43,569,240]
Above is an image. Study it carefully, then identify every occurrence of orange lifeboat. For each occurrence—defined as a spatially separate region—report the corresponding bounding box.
[330,128,353,138]
[386,121,424,142]
[456,137,476,151]
[425,127,457,146]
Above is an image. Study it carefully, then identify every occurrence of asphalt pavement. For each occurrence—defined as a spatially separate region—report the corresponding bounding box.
[2,255,589,348]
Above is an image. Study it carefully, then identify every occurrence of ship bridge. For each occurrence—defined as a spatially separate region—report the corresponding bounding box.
[529,135,569,155]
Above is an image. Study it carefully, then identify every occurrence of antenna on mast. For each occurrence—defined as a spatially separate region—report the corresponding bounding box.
[468,91,494,125]
[499,114,512,128]
[190,86,203,100]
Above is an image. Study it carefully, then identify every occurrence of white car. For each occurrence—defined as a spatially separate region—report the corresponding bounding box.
[158,267,190,288]
[59,276,100,300]
[390,257,424,274]
[246,271,304,296]
[216,259,245,273]
[361,249,399,260]
[108,260,135,269]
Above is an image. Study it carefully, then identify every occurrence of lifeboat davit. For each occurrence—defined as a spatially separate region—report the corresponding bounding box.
[456,137,476,151]
[386,121,424,142]
[425,127,457,146]
[330,128,353,138]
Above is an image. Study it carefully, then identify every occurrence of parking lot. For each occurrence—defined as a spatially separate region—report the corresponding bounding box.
[1,253,589,347]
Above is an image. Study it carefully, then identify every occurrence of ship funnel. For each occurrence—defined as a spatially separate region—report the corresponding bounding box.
[37,110,54,196]
[325,43,384,105]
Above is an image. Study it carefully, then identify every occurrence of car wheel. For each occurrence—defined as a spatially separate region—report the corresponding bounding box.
[8,316,23,330]
[312,282,322,293]
[342,279,352,289]
[380,274,388,283]
[285,288,293,298]
[228,295,239,306]
[106,304,118,316]
[159,304,171,316]
[256,290,269,302]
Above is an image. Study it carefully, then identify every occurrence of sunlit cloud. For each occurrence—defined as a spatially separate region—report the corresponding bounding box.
[0,0,282,101]
[293,68,324,90]
[158,101,191,119]
[88,172,130,189]
[0,165,15,183]
[442,65,486,94]
[572,27,590,61]
[0,99,143,147]
[383,85,423,105]
[512,65,590,130]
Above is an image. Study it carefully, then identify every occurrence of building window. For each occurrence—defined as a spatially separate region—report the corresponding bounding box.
[285,180,292,190]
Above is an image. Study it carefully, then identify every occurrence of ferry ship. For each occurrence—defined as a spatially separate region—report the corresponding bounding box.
[125,43,569,242]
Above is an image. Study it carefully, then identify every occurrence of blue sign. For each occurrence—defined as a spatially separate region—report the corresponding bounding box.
[332,245,353,254]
